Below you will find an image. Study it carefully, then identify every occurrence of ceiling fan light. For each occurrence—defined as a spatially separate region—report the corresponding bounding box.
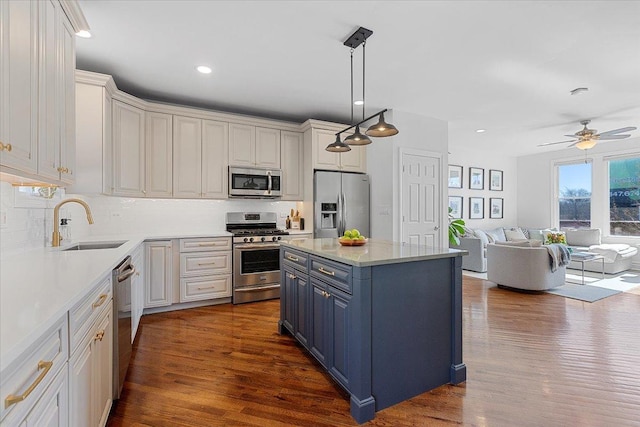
[326,135,352,152]
[575,139,597,150]
[365,112,399,137]
[344,126,372,145]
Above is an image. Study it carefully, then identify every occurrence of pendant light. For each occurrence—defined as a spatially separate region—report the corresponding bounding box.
[325,27,397,152]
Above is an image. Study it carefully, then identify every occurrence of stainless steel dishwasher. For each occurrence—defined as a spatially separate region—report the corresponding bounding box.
[112,256,136,399]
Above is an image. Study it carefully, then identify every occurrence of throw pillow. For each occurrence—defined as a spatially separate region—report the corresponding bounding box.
[544,231,567,244]
[484,227,507,242]
[565,228,601,246]
[505,228,527,241]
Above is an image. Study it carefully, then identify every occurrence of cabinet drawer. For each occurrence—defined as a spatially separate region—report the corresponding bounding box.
[179,237,231,252]
[283,248,308,271]
[69,275,112,352]
[180,252,231,277]
[310,256,352,294]
[0,315,68,423]
[180,274,232,302]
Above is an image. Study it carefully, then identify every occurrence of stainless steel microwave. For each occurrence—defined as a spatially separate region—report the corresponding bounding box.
[229,167,282,198]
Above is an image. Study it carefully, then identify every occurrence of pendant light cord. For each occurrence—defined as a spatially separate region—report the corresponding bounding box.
[362,40,366,121]
[350,48,354,125]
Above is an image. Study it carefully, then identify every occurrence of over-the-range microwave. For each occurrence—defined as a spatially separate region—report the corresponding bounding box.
[228,167,282,198]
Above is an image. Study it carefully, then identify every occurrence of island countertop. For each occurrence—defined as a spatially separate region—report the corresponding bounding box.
[280,238,466,267]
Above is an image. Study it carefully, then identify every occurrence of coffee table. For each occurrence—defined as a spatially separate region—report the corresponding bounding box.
[570,252,605,285]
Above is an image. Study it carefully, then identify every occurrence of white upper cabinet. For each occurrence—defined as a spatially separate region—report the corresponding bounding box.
[281,131,304,200]
[173,115,202,198]
[1,0,77,183]
[311,128,366,173]
[202,119,229,198]
[0,0,39,174]
[229,124,281,168]
[145,112,173,197]
[112,100,145,197]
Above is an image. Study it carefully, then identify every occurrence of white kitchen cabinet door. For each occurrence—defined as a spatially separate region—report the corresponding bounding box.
[145,112,173,197]
[94,307,113,427]
[202,119,229,198]
[144,241,173,308]
[23,366,68,427]
[130,244,144,342]
[281,131,304,200]
[0,0,38,174]
[173,115,202,198]
[312,129,339,171]
[228,123,255,167]
[112,100,145,196]
[339,145,367,173]
[255,127,281,168]
[58,13,76,184]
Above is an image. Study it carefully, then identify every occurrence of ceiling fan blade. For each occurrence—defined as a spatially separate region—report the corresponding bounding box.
[564,134,578,138]
[567,141,579,148]
[597,134,631,140]
[597,126,637,136]
[537,139,576,147]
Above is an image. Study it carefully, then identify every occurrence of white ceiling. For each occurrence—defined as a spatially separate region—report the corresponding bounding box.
[75,0,640,157]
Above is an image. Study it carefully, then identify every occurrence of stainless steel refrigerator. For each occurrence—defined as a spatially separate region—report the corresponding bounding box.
[314,170,370,238]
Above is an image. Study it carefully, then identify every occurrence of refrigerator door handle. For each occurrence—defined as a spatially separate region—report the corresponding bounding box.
[341,192,347,233]
[337,193,344,236]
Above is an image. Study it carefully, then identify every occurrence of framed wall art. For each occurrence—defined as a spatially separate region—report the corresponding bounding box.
[469,167,484,190]
[490,169,503,191]
[469,197,484,219]
[490,197,504,219]
[449,196,463,219]
[448,165,463,188]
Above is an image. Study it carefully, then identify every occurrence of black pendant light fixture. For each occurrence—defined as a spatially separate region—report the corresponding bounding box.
[326,26,398,152]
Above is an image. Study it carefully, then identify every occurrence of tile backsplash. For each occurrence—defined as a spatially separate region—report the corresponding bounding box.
[0,181,300,256]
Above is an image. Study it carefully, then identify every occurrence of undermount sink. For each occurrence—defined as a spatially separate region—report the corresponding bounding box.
[61,241,127,251]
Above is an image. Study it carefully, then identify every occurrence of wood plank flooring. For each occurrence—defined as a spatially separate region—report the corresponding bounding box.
[107,276,640,426]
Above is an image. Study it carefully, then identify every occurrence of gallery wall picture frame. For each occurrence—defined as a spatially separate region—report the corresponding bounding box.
[489,169,503,191]
[469,167,484,190]
[490,197,504,219]
[449,196,463,219]
[469,197,484,219]
[448,165,463,188]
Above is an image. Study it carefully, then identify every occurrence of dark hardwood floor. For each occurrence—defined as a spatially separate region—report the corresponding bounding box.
[108,276,640,426]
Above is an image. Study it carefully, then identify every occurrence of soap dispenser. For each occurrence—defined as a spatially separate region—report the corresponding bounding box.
[60,218,72,241]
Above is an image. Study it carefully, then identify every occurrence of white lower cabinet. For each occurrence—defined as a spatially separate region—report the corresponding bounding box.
[22,365,68,427]
[144,240,173,308]
[179,237,231,302]
[130,244,145,341]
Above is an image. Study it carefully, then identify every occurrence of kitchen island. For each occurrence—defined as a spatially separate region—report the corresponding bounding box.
[279,238,467,424]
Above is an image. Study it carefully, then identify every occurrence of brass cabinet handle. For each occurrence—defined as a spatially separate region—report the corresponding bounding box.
[0,142,12,152]
[94,330,105,341]
[288,273,296,279]
[4,360,53,408]
[57,166,65,172]
[92,293,108,308]
[318,267,335,276]
[197,262,216,266]
[286,255,299,262]
[197,286,215,290]
[198,242,221,247]
[322,290,330,299]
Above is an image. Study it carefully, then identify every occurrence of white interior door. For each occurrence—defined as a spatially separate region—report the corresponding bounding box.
[401,149,442,246]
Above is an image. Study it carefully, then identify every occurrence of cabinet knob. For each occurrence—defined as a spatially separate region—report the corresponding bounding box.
[0,142,12,152]
[288,273,296,279]
[94,330,105,341]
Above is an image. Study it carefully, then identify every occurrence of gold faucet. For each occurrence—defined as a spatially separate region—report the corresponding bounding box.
[52,198,94,247]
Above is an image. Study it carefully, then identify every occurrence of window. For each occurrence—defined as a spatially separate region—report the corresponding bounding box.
[608,156,640,236]
[558,162,592,230]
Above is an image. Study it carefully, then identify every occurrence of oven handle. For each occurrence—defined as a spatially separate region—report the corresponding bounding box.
[234,244,281,250]
[235,284,280,292]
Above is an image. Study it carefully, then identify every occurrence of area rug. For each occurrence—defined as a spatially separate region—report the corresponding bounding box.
[545,284,621,302]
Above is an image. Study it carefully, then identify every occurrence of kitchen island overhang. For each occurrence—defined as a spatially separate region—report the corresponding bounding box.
[279,238,467,423]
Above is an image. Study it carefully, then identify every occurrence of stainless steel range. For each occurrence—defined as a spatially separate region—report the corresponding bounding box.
[226,212,289,304]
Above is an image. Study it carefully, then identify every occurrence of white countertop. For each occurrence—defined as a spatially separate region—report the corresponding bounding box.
[281,238,466,267]
[0,231,230,372]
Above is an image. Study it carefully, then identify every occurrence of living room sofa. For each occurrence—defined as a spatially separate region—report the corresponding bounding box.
[486,243,566,291]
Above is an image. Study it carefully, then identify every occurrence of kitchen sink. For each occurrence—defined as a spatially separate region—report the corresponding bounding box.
[61,241,127,251]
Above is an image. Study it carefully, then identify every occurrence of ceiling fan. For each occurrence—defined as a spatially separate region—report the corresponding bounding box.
[538,120,637,150]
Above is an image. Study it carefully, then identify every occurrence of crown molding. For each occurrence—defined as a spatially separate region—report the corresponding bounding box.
[59,0,90,33]
[75,70,118,95]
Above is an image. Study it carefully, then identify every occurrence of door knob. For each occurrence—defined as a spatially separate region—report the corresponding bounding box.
[434,226,440,231]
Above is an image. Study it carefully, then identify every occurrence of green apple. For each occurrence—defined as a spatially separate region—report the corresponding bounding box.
[344,230,353,238]
[351,229,360,238]
[357,236,365,241]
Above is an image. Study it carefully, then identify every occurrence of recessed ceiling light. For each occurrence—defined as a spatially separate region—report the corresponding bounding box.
[196,66,212,74]
[476,129,486,133]
[570,87,589,95]
[354,100,364,106]
[76,30,92,38]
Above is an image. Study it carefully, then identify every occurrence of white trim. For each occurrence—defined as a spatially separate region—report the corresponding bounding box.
[59,0,90,33]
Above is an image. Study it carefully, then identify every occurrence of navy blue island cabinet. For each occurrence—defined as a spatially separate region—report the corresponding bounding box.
[279,239,467,424]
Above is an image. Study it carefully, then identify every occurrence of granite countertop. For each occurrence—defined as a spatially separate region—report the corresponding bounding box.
[0,231,231,372]
[281,238,466,267]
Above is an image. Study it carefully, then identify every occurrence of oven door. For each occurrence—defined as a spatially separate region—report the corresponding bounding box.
[229,167,282,197]
[233,244,281,303]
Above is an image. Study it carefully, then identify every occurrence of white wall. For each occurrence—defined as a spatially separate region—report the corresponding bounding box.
[367,109,448,243]
[448,148,518,230]
[517,137,640,268]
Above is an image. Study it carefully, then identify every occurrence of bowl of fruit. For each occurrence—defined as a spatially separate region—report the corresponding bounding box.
[338,229,368,246]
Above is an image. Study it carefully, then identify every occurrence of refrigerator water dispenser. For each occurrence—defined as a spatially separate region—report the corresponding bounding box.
[320,203,337,229]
